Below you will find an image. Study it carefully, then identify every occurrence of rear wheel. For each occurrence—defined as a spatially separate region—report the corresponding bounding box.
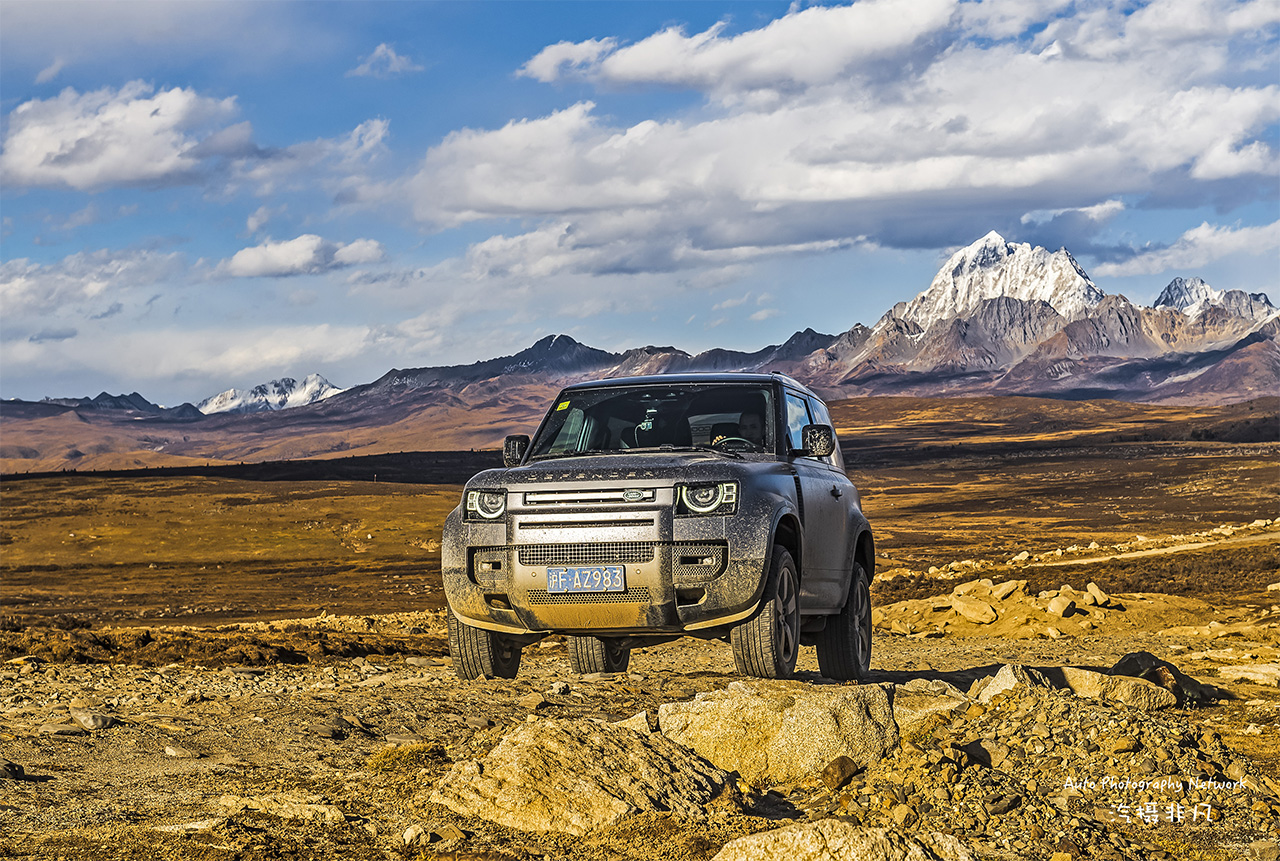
[567,636,631,674]
[731,545,800,679]
[447,607,522,679]
[816,562,872,681]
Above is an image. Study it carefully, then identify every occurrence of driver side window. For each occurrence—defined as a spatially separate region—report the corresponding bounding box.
[784,391,812,454]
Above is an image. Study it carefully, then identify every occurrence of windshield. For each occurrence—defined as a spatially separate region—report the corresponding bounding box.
[529,383,776,459]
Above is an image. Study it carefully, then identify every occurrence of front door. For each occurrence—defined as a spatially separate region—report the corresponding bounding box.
[784,390,847,613]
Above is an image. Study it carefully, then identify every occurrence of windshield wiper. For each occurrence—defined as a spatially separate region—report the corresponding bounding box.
[630,444,743,459]
[529,448,625,461]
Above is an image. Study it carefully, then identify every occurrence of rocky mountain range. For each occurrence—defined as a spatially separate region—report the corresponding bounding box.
[197,374,345,414]
[2,231,1275,472]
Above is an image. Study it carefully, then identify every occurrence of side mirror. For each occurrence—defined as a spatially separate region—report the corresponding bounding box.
[801,424,836,458]
[503,435,530,467]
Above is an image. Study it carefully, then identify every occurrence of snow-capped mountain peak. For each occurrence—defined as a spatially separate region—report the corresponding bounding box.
[1154,277,1275,322]
[198,373,344,414]
[894,231,1105,332]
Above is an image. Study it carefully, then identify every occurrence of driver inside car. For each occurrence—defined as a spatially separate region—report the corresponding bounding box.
[737,410,765,447]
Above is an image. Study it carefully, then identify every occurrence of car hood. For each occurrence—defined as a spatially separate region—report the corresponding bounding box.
[467,452,782,487]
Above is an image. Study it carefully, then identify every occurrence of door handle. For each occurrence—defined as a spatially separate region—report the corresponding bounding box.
[830,485,842,498]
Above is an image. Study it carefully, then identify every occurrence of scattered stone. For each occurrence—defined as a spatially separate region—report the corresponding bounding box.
[152,818,224,834]
[0,759,24,780]
[518,693,548,710]
[820,756,862,792]
[163,745,200,759]
[990,580,1025,601]
[546,681,570,695]
[1267,583,1280,593]
[1059,667,1177,710]
[434,823,466,842]
[465,716,494,729]
[951,596,997,624]
[893,683,968,741]
[1247,839,1279,861]
[710,822,974,861]
[218,793,347,825]
[308,723,344,739]
[1108,736,1140,754]
[974,664,1050,705]
[384,733,425,746]
[610,711,657,734]
[1046,596,1076,618]
[429,718,732,836]
[658,680,899,785]
[38,723,85,736]
[403,824,428,846]
[1218,664,1280,687]
[1086,582,1111,606]
[405,657,444,668]
[983,792,1021,815]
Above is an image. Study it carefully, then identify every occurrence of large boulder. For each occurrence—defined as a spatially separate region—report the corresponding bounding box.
[711,821,974,861]
[428,719,731,836]
[658,681,898,786]
[1059,666,1177,710]
[1110,651,1217,704]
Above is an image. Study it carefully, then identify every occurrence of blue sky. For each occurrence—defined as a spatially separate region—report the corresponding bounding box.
[2,0,1277,405]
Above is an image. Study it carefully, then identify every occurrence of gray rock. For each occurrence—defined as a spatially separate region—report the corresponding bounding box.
[38,723,85,736]
[1110,651,1216,704]
[975,665,1050,705]
[951,596,997,624]
[0,758,24,780]
[1059,666,1177,710]
[610,711,656,734]
[1086,582,1111,606]
[68,706,115,726]
[820,755,861,791]
[384,733,425,746]
[164,745,200,759]
[218,793,346,825]
[893,687,967,741]
[710,822,974,861]
[659,680,899,786]
[1247,840,1279,861]
[429,718,731,836]
[1217,664,1280,687]
[1046,596,1076,618]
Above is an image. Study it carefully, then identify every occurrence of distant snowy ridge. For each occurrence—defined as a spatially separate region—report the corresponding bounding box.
[1153,277,1275,322]
[198,374,344,414]
[890,230,1104,332]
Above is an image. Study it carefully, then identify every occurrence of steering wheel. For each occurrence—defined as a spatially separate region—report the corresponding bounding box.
[712,436,756,450]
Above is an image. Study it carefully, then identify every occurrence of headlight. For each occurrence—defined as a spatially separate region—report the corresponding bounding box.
[465,489,507,520]
[676,482,738,516]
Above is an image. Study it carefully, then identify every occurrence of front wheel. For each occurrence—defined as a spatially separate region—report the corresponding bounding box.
[731,545,800,679]
[567,636,631,674]
[816,561,872,681]
[447,607,522,679]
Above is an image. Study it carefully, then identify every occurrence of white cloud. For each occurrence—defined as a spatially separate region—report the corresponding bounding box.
[1093,220,1280,277]
[35,57,65,84]
[220,235,385,278]
[407,1,1279,282]
[0,247,185,316]
[245,204,283,235]
[749,308,779,322]
[0,81,242,191]
[347,43,424,78]
[3,323,371,384]
[521,0,957,101]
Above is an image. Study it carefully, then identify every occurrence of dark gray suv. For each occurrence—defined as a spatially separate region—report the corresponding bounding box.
[440,373,874,681]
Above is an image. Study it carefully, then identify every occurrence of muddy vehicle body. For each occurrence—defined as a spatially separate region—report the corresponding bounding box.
[441,373,874,680]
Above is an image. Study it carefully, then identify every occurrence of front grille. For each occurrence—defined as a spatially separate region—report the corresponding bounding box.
[518,542,655,566]
[524,488,657,506]
[516,518,655,530]
[526,587,652,605]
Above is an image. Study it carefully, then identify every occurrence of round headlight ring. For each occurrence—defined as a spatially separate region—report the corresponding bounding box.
[681,484,724,514]
[468,489,507,519]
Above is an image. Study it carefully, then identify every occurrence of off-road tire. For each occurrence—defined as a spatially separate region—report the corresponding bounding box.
[731,545,800,679]
[815,561,872,681]
[567,636,631,674]
[447,607,522,679]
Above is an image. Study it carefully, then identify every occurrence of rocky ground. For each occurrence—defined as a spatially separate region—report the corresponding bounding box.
[3,578,1280,861]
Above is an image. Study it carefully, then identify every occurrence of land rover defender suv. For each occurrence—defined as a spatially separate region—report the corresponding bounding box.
[440,373,874,681]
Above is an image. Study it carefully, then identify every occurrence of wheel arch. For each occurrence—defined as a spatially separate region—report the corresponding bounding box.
[772,511,803,581]
[854,530,875,581]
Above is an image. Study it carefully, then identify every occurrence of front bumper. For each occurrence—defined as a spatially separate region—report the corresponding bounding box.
[441,485,772,635]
